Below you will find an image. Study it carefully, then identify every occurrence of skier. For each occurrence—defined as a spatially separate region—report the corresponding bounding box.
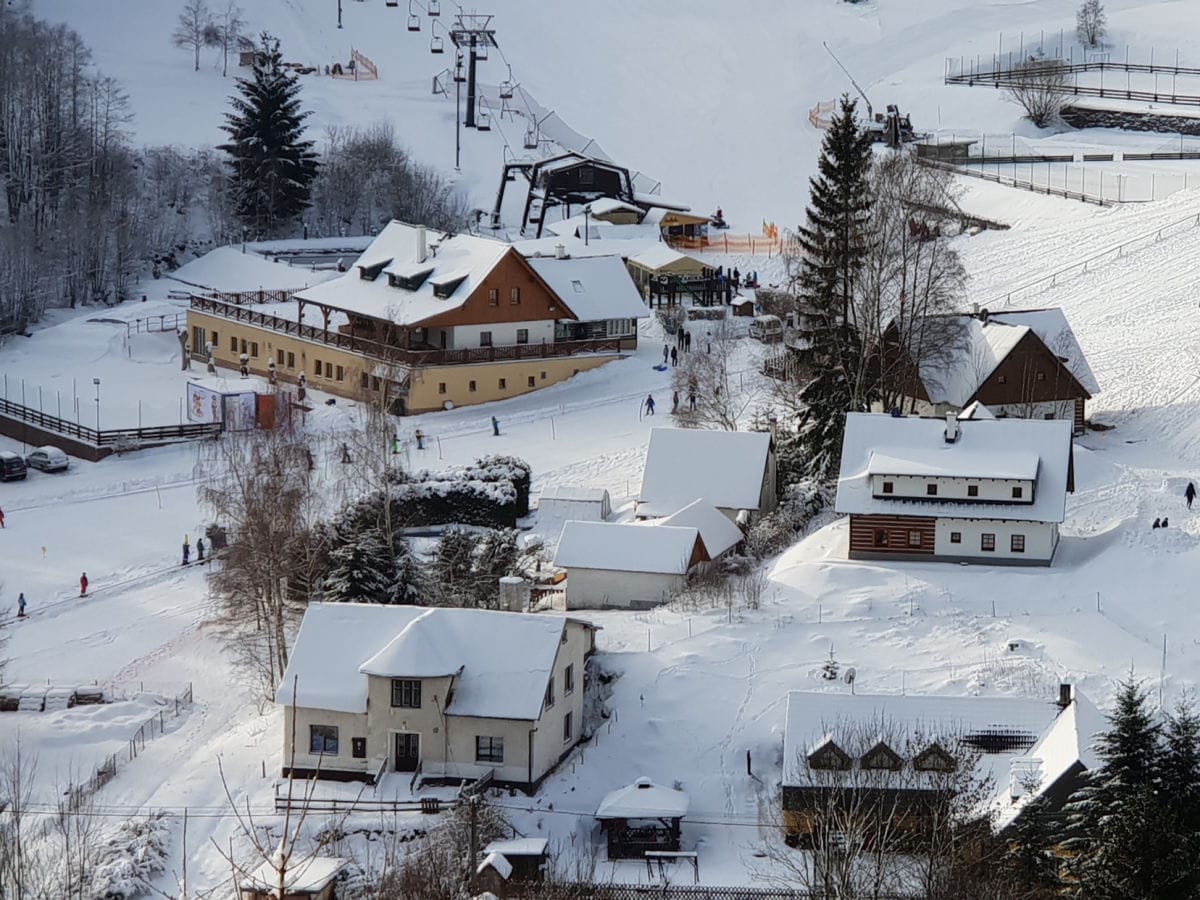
[672,390,680,413]
[670,346,678,367]
[1187,482,1197,509]
[182,535,190,566]
[662,344,669,365]
[688,391,697,412]
[17,593,26,618]
[1153,518,1162,529]
[644,394,656,416]
[415,428,425,450]
[80,572,88,597]
[684,331,692,352]
[196,537,205,563]
[1163,517,1170,528]
[492,416,500,436]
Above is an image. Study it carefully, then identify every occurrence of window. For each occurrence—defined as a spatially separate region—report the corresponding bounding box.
[372,377,381,391]
[469,380,477,392]
[981,533,996,552]
[324,362,332,378]
[1036,371,1046,381]
[544,675,555,709]
[309,725,338,755]
[1012,486,1024,499]
[510,287,521,305]
[950,531,962,544]
[480,331,493,347]
[914,742,956,772]
[276,349,284,365]
[926,483,938,496]
[540,371,547,380]
[527,376,536,388]
[563,711,573,742]
[571,279,584,293]
[438,382,447,395]
[361,372,370,389]
[475,736,505,763]
[230,336,237,352]
[287,351,295,369]
[997,374,1008,384]
[192,327,206,353]
[314,358,322,376]
[488,288,499,306]
[352,737,366,759]
[807,739,852,771]
[861,740,903,772]
[874,529,888,547]
[335,365,345,382]
[881,481,894,494]
[391,679,421,708]
[517,328,529,344]
[564,663,575,695]
[967,484,979,497]
[908,530,922,547]
[499,378,507,390]
[1011,534,1026,553]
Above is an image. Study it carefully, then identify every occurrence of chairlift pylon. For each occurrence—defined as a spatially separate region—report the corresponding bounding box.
[427,0,440,15]
[430,34,444,54]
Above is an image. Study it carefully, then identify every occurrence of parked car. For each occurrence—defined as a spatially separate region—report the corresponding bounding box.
[0,451,28,481]
[25,446,69,473]
[749,314,784,343]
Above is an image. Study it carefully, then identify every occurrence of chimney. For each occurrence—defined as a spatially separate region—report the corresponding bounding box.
[415,225,427,264]
[767,415,778,442]
[1057,683,1073,710]
[944,411,960,443]
[555,243,566,259]
[971,302,980,314]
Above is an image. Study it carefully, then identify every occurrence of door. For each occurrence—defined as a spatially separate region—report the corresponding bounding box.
[394,732,420,772]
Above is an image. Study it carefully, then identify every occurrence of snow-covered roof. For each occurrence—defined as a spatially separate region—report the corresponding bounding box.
[526,256,650,322]
[596,777,690,820]
[359,607,573,720]
[867,449,1040,481]
[239,855,349,893]
[782,690,1063,788]
[658,498,745,558]
[276,604,424,713]
[587,197,644,217]
[627,243,702,272]
[484,838,550,857]
[987,308,1101,396]
[835,413,1073,523]
[477,852,512,880]
[638,427,772,517]
[553,521,701,575]
[293,221,511,326]
[539,485,610,504]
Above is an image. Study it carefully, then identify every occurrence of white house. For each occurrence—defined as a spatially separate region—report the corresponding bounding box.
[275,604,598,793]
[835,412,1074,565]
[525,254,652,344]
[552,521,707,609]
[637,427,777,521]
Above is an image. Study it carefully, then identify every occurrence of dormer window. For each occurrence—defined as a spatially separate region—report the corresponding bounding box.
[390,266,434,291]
[808,738,851,771]
[861,740,903,772]
[967,485,979,497]
[913,742,956,772]
[881,481,894,494]
[358,258,392,281]
[431,274,467,298]
[1012,486,1023,499]
[926,483,938,496]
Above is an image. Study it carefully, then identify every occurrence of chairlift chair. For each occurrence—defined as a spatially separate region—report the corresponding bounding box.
[407,14,420,30]
[499,79,514,100]
[523,124,538,150]
[427,0,440,15]
[386,0,398,6]
[473,44,488,62]
[477,111,492,132]
[453,56,465,82]
[430,34,444,53]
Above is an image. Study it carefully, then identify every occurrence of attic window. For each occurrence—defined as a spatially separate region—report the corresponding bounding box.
[358,258,393,282]
[571,279,585,293]
[808,739,851,771]
[913,742,956,772]
[861,740,903,772]
[390,266,434,291]
[997,374,1008,384]
[432,275,468,298]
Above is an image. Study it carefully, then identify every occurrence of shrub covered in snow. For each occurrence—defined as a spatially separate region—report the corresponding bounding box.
[89,811,172,900]
[744,478,828,560]
[393,454,532,527]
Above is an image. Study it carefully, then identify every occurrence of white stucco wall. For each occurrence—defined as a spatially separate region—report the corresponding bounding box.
[448,320,556,349]
[283,706,371,775]
[872,473,1035,504]
[530,620,592,781]
[933,518,1058,563]
[564,567,686,609]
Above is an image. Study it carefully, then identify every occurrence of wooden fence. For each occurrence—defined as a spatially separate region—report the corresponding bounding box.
[666,234,793,257]
[126,312,186,336]
[0,394,221,449]
[507,885,916,900]
[945,58,1200,106]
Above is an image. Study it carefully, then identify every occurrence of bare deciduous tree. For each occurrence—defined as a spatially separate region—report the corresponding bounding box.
[0,736,39,898]
[206,0,245,77]
[1005,57,1070,127]
[1077,0,1106,48]
[172,0,211,72]
[670,320,758,431]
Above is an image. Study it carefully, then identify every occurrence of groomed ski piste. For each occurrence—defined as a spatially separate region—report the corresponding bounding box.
[6,0,1200,889]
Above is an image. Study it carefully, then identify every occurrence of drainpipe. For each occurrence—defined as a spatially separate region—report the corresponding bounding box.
[527,726,537,791]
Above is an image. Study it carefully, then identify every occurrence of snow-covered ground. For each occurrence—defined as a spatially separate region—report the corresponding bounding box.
[8,0,1200,891]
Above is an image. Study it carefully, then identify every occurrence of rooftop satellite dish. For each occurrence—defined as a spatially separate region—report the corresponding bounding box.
[844,667,857,685]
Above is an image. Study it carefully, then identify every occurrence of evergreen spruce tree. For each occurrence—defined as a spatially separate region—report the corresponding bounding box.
[432,527,480,607]
[389,538,425,606]
[1060,678,1168,898]
[1159,697,1200,897]
[795,95,873,481]
[322,523,395,603]
[219,32,318,236]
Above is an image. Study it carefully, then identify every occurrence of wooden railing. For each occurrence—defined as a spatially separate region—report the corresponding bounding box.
[0,395,221,446]
[189,295,625,367]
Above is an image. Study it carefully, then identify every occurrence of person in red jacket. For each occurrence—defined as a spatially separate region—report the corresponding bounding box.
[80,572,89,597]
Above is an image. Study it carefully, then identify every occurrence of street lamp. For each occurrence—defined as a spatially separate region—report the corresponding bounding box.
[93,377,101,433]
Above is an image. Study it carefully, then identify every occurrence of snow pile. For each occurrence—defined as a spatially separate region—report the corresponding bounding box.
[89,812,172,900]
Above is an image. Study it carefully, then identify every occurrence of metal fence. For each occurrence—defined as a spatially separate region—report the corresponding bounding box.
[508,885,915,900]
[0,394,221,448]
[129,683,194,761]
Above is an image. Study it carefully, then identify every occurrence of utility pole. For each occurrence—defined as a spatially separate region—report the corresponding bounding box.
[455,54,462,171]
[336,0,342,29]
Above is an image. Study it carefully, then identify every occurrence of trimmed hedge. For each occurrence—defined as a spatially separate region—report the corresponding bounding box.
[391,454,532,527]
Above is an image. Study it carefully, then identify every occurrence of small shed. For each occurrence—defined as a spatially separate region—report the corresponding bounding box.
[538,485,612,522]
[238,856,348,900]
[472,852,513,897]
[595,777,690,859]
[483,838,549,881]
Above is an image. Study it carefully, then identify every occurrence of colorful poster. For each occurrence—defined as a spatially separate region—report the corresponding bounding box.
[222,392,259,432]
[186,383,223,424]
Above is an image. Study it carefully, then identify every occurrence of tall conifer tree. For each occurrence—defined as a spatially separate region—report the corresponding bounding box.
[219,33,318,236]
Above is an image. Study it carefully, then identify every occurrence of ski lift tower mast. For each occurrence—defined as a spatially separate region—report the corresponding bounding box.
[449,13,497,130]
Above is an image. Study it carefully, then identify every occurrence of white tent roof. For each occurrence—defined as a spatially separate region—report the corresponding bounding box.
[638,427,772,518]
[553,521,700,574]
[294,221,511,326]
[596,777,690,820]
[658,498,744,558]
[239,855,349,893]
[835,413,1073,523]
[275,604,424,713]
[628,243,700,272]
[358,607,572,720]
[526,256,650,322]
